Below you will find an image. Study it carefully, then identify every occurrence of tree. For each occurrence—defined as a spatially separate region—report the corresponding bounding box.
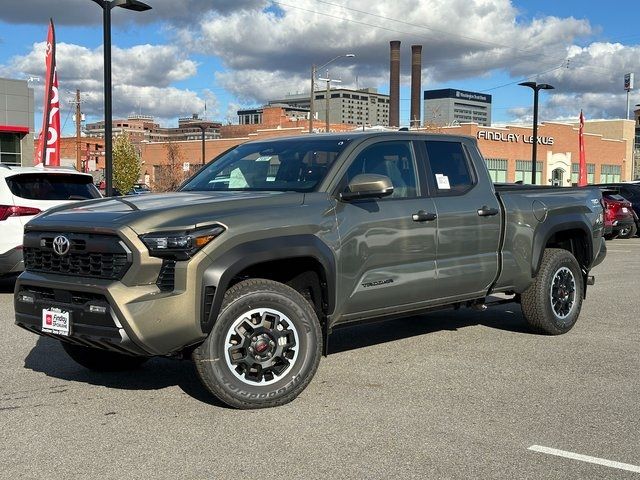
[152,141,187,192]
[112,134,140,195]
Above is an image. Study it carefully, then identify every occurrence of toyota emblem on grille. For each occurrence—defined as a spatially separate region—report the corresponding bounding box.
[52,235,71,256]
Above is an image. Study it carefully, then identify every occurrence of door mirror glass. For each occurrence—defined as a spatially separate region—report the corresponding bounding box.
[339,174,394,201]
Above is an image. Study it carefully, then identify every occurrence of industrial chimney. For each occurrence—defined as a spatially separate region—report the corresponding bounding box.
[389,40,401,128]
[410,44,422,129]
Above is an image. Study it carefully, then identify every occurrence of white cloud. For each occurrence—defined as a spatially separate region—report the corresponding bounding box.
[0,41,213,129]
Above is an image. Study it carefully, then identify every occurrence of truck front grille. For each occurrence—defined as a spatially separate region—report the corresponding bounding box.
[23,232,131,280]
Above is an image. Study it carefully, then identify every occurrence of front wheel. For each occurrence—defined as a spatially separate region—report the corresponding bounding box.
[521,248,584,335]
[193,279,322,409]
[61,342,149,371]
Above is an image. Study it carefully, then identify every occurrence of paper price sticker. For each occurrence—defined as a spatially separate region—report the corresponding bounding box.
[435,174,451,190]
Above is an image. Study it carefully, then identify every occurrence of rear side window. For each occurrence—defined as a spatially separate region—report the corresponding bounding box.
[424,141,474,195]
[6,174,100,200]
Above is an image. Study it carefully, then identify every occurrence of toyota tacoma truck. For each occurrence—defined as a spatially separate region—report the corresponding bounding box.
[14,132,606,409]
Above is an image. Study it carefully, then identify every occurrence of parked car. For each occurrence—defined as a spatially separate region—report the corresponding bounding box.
[96,181,151,196]
[15,132,606,409]
[0,165,101,276]
[597,183,640,236]
[600,189,637,239]
[129,183,151,195]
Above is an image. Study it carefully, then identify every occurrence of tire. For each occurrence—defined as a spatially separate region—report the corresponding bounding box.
[61,342,149,371]
[521,248,584,335]
[617,223,637,239]
[192,279,322,409]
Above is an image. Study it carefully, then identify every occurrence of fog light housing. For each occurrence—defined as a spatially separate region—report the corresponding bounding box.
[17,293,35,304]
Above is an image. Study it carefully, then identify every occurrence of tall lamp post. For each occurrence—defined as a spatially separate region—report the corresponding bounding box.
[197,124,206,165]
[90,0,152,196]
[519,81,554,184]
[309,53,355,133]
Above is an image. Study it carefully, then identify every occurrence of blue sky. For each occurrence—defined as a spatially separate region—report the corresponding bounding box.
[1,0,639,136]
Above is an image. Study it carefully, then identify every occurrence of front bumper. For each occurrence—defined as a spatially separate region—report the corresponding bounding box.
[14,265,208,356]
[0,247,24,276]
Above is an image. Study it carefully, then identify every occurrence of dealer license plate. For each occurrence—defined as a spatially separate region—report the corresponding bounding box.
[42,308,70,336]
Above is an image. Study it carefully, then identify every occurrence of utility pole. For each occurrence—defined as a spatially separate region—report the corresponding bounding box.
[309,64,316,133]
[75,89,82,171]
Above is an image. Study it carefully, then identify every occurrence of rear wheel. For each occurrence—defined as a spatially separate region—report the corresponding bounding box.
[61,342,149,371]
[521,248,584,335]
[617,224,637,239]
[193,279,322,409]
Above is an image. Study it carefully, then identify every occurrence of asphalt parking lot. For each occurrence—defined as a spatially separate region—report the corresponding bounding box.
[1,239,639,479]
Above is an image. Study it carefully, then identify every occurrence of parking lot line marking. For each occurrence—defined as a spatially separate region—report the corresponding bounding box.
[528,445,640,473]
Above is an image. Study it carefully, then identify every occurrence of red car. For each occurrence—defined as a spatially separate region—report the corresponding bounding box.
[602,191,637,239]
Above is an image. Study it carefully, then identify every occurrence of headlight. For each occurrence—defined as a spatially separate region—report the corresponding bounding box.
[140,225,225,260]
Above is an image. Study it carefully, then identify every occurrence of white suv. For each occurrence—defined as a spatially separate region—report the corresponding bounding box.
[0,165,101,276]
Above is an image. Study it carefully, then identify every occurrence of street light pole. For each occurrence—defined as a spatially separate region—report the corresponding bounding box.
[90,0,151,196]
[519,81,554,184]
[308,53,355,134]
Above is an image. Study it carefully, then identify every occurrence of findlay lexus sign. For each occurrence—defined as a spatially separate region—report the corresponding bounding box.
[477,130,554,145]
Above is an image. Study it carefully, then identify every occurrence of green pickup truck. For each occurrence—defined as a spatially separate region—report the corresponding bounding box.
[15,132,606,409]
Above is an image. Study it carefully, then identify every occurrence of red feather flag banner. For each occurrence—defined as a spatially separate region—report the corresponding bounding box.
[578,110,587,186]
[34,19,60,166]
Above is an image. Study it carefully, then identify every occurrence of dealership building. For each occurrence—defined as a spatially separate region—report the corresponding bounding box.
[437,120,634,184]
[424,88,492,126]
[0,77,34,166]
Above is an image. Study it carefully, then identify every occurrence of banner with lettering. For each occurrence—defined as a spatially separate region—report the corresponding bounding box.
[34,19,60,166]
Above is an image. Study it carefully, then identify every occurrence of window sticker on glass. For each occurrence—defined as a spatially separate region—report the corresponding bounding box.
[255,156,272,162]
[435,174,451,190]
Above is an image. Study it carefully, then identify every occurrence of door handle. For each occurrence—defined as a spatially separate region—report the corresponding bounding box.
[477,206,499,217]
[412,210,437,222]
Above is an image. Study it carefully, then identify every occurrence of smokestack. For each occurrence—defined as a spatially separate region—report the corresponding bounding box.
[410,44,422,129]
[389,40,400,128]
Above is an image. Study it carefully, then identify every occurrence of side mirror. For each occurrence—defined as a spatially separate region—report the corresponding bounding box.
[339,174,394,201]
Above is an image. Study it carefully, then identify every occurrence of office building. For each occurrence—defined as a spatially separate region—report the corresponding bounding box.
[268,87,390,128]
[424,88,492,126]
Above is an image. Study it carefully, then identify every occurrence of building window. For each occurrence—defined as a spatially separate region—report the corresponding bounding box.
[570,163,596,184]
[485,158,508,183]
[515,160,543,184]
[601,164,621,183]
[0,132,22,165]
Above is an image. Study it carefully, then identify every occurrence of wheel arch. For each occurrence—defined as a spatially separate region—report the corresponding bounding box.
[532,221,593,277]
[200,235,336,335]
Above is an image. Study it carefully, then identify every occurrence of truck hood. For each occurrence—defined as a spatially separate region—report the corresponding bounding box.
[28,191,305,233]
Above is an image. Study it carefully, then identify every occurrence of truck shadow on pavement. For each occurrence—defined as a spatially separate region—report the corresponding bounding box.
[22,303,531,406]
[23,337,227,407]
[0,274,17,294]
[328,303,533,354]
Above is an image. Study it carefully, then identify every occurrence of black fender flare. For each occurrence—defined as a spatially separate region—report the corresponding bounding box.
[531,218,593,277]
[200,235,337,335]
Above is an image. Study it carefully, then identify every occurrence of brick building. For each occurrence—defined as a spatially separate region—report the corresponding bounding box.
[86,114,221,143]
[222,105,355,138]
[436,120,631,184]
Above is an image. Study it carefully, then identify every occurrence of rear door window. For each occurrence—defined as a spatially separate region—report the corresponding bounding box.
[6,174,101,200]
[423,141,475,195]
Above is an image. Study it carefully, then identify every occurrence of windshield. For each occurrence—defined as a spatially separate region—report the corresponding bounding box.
[180,138,351,192]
